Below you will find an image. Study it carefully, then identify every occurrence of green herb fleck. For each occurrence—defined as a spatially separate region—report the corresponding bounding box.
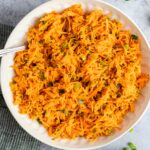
[71,76,74,81]
[13,81,16,84]
[131,34,138,40]
[23,73,28,77]
[48,82,53,86]
[129,128,134,133]
[130,99,134,102]
[35,70,41,73]
[113,45,118,49]
[90,116,93,119]
[89,26,93,31]
[20,96,23,99]
[71,35,76,38]
[22,60,27,64]
[107,130,112,134]
[99,61,107,66]
[81,56,86,61]
[78,135,83,137]
[64,52,67,56]
[93,129,96,133]
[60,48,63,52]
[123,147,129,150]
[62,110,67,114]
[117,93,121,98]
[103,78,108,81]
[80,112,84,116]
[79,31,82,35]
[39,40,43,44]
[123,44,129,50]
[128,142,137,150]
[40,71,44,74]
[56,110,61,112]
[130,61,134,64]
[41,21,46,24]
[85,47,89,50]
[115,84,121,88]
[74,84,80,90]
[37,118,42,124]
[105,83,109,87]
[41,75,45,80]
[62,43,67,49]
[78,99,83,104]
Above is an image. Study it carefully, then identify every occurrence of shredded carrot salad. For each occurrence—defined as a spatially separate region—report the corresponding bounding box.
[10,5,149,140]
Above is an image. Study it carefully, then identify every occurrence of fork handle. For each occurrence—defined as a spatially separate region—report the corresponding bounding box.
[0,46,25,57]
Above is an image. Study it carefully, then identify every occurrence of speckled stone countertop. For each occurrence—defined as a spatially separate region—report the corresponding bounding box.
[0,0,150,150]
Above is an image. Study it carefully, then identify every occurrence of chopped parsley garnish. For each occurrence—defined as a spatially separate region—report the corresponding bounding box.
[130,61,134,63]
[35,70,42,73]
[39,40,43,44]
[89,26,93,31]
[130,99,134,102]
[129,128,134,133]
[105,83,109,87]
[123,147,129,150]
[128,142,137,150]
[71,76,74,81]
[62,43,67,49]
[37,118,42,124]
[81,56,86,61]
[123,44,129,50]
[85,47,89,50]
[41,75,45,80]
[79,31,82,35]
[62,110,67,114]
[78,136,83,137]
[117,93,121,98]
[78,99,83,104]
[64,52,67,56]
[48,82,53,86]
[13,81,16,84]
[41,21,46,24]
[93,129,96,133]
[23,73,28,77]
[60,48,63,52]
[113,45,118,49]
[131,34,138,40]
[74,84,80,90]
[99,61,107,66]
[115,84,121,88]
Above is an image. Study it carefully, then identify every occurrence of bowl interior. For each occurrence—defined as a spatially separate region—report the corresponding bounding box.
[1,0,150,149]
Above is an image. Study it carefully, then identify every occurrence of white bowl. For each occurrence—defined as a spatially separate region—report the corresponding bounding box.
[1,0,150,149]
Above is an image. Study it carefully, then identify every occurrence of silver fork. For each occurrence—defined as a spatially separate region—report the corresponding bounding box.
[0,46,26,57]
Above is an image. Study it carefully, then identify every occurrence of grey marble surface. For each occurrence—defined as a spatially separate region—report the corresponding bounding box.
[0,0,150,150]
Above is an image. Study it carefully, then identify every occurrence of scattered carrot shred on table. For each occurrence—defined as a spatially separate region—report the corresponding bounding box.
[10,4,149,140]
